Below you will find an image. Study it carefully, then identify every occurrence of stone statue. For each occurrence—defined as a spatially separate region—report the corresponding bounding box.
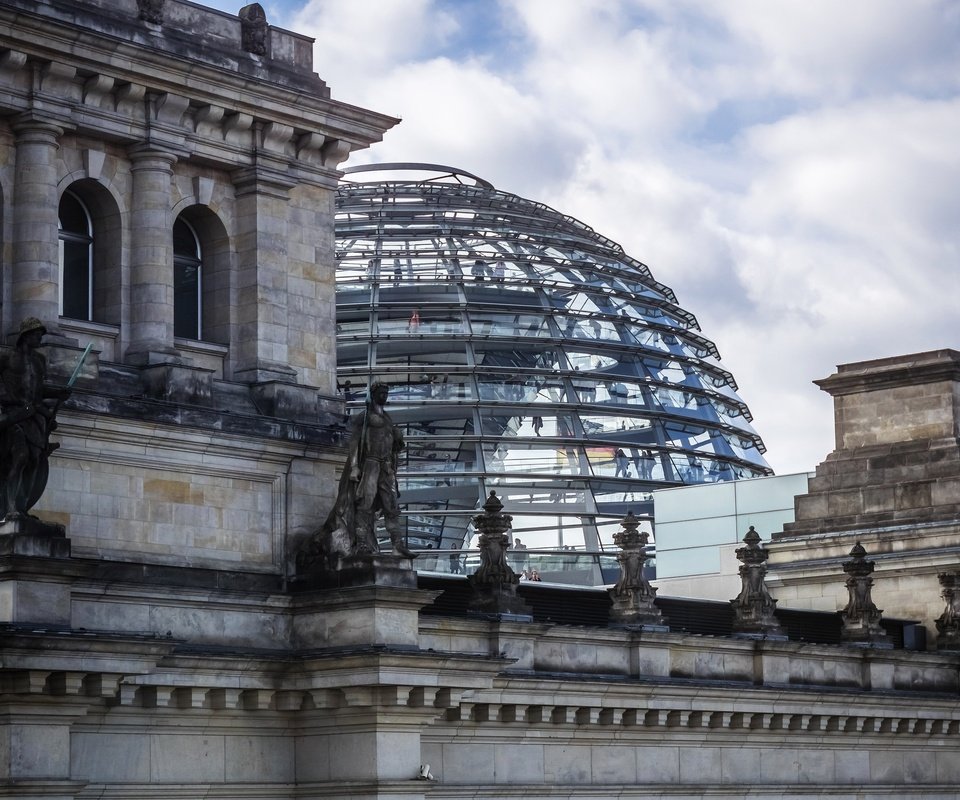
[467,491,532,618]
[608,511,664,629]
[137,0,165,24]
[935,572,960,652]
[730,526,784,638]
[304,381,412,569]
[840,542,891,646]
[0,319,70,522]
[239,4,269,56]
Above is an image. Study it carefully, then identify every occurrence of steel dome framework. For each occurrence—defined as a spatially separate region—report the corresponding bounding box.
[334,164,771,551]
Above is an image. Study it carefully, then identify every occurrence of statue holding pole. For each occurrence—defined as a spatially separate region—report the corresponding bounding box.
[0,319,76,524]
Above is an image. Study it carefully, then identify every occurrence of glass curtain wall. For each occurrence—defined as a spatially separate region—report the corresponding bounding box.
[335,164,772,552]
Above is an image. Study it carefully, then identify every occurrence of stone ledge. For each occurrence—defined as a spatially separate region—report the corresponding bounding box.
[816,349,960,397]
[0,553,284,593]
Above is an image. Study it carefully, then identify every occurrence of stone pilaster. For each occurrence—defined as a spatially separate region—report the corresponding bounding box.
[10,115,64,336]
[125,146,181,365]
[231,165,298,384]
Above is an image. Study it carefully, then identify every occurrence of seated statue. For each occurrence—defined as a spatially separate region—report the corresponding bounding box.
[0,319,70,521]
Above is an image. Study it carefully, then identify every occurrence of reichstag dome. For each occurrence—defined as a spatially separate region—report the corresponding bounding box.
[334,164,772,552]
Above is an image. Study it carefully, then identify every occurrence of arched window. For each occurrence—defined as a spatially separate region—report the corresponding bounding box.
[58,190,93,321]
[173,217,202,339]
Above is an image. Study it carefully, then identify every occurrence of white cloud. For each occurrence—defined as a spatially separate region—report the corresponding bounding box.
[271,0,960,474]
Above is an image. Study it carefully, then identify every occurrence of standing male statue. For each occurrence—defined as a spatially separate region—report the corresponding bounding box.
[308,381,413,566]
[0,319,70,521]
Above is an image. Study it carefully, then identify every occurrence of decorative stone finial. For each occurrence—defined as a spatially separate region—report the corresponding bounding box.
[608,511,665,630]
[730,527,785,638]
[935,572,960,653]
[240,4,269,56]
[839,542,891,647]
[137,0,165,24]
[467,492,532,619]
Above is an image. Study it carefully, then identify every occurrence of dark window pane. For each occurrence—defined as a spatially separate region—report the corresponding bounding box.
[58,191,92,320]
[59,192,89,235]
[174,260,200,339]
[173,218,202,339]
[61,240,91,320]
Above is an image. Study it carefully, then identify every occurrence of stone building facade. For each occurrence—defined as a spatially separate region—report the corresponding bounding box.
[0,0,397,568]
[769,349,960,643]
[1,2,959,799]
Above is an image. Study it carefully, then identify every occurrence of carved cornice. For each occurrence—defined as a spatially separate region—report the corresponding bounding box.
[816,349,960,397]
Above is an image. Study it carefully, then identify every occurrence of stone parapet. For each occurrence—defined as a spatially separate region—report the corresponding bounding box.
[1,567,959,796]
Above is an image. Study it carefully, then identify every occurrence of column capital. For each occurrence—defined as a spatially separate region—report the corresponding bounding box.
[11,112,65,143]
[127,144,179,171]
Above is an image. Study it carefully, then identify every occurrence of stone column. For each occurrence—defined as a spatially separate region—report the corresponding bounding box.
[231,166,298,384]
[839,543,892,647]
[10,115,64,335]
[125,146,180,364]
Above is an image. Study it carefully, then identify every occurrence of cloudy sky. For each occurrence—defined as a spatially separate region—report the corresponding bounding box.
[213,0,958,474]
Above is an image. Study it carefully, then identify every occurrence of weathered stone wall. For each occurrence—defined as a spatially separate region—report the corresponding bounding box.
[771,350,960,642]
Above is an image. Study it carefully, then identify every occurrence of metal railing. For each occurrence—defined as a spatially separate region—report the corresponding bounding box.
[413,548,655,588]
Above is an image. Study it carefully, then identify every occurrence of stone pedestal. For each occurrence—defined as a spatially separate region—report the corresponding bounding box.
[140,363,214,405]
[0,516,69,547]
[329,552,417,590]
[292,585,435,649]
[0,519,72,625]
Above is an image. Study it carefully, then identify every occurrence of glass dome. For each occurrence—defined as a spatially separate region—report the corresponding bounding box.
[334,163,771,551]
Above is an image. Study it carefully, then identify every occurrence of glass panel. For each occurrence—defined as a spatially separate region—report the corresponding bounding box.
[469,312,549,337]
[376,309,465,336]
[580,415,653,440]
[482,443,588,475]
[386,375,474,402]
